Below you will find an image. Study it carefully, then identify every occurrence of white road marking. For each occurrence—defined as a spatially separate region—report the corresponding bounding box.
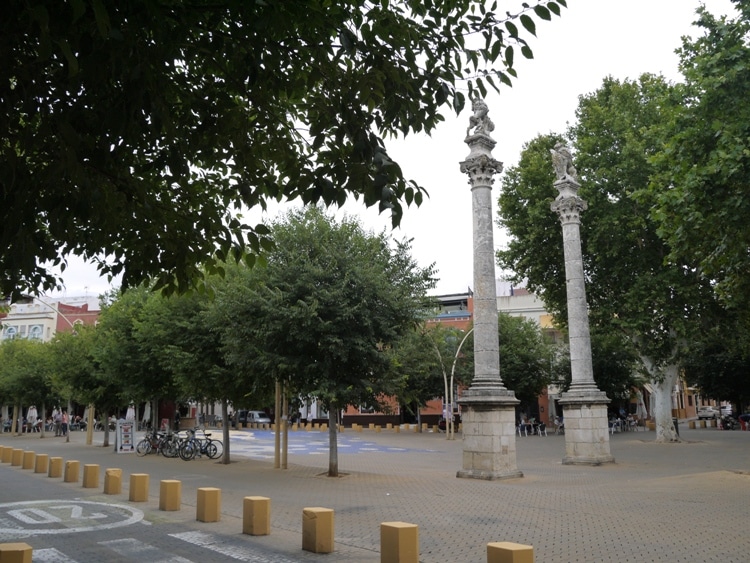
[0,500,143,535]
[99,538,193,562]
[33,548,79,562]
[171,530,300,562]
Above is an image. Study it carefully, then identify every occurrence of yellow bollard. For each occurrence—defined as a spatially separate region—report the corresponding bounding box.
[302,507,334,554]
[104,468,122,495]
[82,464,100,488]
[395,425,401,433]
[64,460,80,483]
[0,542,33,563]
[159,480,182,511]
[376,426,381,433]
[369,423,375,430]
[34,454,49,474]
[404,424,410,431]
[243,496,271,536]
[381,521,419,563]
[11,449,23,466]
[688,421,696,429]
[1,447,12,463]
[21,451,35,470]
[129,473,150,502]
[487,542,534,563]
[48,457,63,478]
[386,423,393,430]
[196,487,221,522]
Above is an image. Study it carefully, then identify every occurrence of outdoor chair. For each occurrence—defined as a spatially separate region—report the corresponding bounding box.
[537,422,547,437]
[517,422,527,437]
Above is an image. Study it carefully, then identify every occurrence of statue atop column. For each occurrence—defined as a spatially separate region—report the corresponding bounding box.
[466,97,495,138]
[550,142,578,182]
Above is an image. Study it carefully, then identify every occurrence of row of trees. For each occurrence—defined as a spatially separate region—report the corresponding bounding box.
[1,208,566,475]
[497,3,750,442]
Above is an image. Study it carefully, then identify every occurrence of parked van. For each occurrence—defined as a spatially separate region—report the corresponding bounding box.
[237,410,272,426]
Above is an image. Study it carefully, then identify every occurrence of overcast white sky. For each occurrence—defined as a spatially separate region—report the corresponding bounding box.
[49,0,738,299]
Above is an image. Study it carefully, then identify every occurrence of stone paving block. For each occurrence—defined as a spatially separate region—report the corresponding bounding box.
[129,473,149,502]
[243,496,271,536]
[0,542,32,563]
[197,487,221,522]
[381,521,419,563]
[302,507,334,553]
[21,451,34,470]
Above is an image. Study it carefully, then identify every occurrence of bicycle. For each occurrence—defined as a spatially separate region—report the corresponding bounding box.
[178,428,223,460]
[135,430,180,457]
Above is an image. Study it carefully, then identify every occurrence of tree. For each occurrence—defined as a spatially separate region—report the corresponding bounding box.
[388,322,472,434]
[0,338,56,435]
[497,75,715,442]
[2,1,566,299]
[136,288,244,464]
[221,206,435,476]
[494,312,554,409]
[648,2,750,311]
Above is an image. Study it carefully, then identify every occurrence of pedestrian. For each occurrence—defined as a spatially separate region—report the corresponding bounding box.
[61,411,69,436]
[174,410,181,432]
[27,405,38,433]
[53,408,62,436]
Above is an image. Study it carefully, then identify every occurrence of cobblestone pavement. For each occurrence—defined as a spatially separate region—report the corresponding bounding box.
[1,424,748,562]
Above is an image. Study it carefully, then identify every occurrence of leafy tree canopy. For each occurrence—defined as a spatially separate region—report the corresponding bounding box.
[648,2,750,310]
[1,0,566,299]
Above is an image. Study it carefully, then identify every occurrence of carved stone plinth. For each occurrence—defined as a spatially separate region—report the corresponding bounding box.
[457,393,522,480]
[559,394,614,466]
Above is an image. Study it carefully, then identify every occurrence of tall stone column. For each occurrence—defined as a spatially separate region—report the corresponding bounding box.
[457,98,521,481]
[550,143,614,466]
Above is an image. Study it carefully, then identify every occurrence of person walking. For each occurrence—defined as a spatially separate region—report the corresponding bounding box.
[53,408,62,437]
[61,411,69,437]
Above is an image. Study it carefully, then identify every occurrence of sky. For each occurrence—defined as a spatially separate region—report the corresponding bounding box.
[47,0,739,299]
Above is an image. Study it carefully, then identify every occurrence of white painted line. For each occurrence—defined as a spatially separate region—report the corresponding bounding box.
[171,530,299,562]
[99,538,192,562]
[33,548,79,562]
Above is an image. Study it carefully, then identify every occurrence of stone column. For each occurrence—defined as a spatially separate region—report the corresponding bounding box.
[549,143,613,466]
[457,98,521,481]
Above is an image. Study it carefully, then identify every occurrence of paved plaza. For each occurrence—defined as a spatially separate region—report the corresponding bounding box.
[1,423,748,562]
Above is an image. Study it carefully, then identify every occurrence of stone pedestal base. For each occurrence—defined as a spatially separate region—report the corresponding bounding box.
[560,394,614,466]
[457,394,522,481]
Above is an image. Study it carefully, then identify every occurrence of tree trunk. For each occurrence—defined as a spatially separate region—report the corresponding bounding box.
[102,409,110,447]
[12,403,20,435]
[40,400,46,439]
[327,406,338,477]
[221,399,230,465]
[644,360,680,443]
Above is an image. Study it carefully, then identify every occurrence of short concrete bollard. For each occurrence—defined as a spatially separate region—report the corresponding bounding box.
[376,426,381,433]
[243,496,271,536]
[369,423,375,430]
[0,542,33,563]
[394,426,401,433]
[404,424,410,431]
[82,464,99,488]
[302,507,334,554]
[21,451,35,470]
[381,521,419,563]
[197,487,221,522]
[104,468,122,495]
[700,420,707,428]
[129,473,150,502]
[11,449,23,466]
[1,447,12,463]
[487,541,534,563]
[64,460,80,483]
[386,423,393,430]
[48,457,63,478]
[159,480,182,511]
[34,454,49,474]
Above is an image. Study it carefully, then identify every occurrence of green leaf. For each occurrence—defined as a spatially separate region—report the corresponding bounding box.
[520,14,536,36]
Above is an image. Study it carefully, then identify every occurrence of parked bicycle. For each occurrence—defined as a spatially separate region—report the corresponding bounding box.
[136,430,180,457]
[178,428,223,460]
